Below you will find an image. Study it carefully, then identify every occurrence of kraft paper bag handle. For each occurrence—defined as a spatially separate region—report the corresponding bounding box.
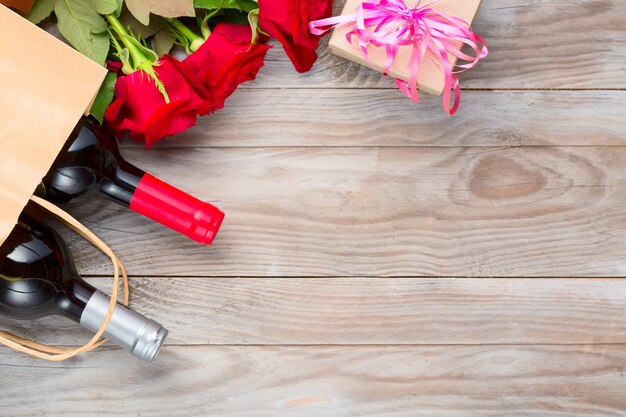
[0,196,129,361]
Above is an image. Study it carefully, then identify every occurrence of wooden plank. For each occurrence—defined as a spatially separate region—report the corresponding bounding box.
[1,345,626,416]
[58,146,626,277]
[251,0,626,89]
[123,90,626,148]
[3,277,626,346]
[41,0,626,90]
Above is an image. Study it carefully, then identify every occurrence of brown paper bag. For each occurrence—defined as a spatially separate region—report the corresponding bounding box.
[0,4,107,245]
[0,7,135,362]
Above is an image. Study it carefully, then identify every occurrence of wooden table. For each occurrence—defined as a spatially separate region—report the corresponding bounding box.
[2,1,626,415]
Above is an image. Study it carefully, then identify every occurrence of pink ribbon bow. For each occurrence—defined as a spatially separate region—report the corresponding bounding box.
[310,0,488,115]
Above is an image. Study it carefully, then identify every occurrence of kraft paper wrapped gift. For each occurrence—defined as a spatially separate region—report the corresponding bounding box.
[0,4,106,245]
[328,0,483,95]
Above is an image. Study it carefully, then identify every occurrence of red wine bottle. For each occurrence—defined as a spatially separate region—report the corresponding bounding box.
[0,215,168,362]
[39,119,224,245]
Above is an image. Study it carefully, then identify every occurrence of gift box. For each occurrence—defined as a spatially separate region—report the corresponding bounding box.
[329,0,482,95]
[318,0,486,114]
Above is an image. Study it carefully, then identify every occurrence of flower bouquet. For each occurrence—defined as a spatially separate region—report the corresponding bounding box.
[7,0,334,148]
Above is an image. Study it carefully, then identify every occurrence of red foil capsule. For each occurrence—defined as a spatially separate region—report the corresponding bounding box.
[130,173,224,244]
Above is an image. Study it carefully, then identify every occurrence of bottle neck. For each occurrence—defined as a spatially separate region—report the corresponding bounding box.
[45,121,224,245]
[94,128,225,245]
[27,275,167,362]
[129,173,225,244]
[89,125,145,206]
[100,169,225,245]
[79,290,168,362]
[41,273,167,362]
[99,165,143,206]
[0,215,168,361]
[42,122,144,206]
[56,278,98,322]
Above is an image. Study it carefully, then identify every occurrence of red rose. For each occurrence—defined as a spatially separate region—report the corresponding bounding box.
[258,0,333,72]
[104,55,212,148]
[104,24,270,148]
[182,23,271,109]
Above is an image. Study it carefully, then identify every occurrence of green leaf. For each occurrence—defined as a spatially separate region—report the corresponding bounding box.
[117,48,133,73]
[124,0,194,25]
[200,12,212,38]
[94,0,118,15]
[122,32,159,62]
[115,0,123,15]
[54,0,110,65]
[119,6,166,38]
[26,0,57,24]
[89,71,117,124]
[153,29,175,56]
[194,0,257,12]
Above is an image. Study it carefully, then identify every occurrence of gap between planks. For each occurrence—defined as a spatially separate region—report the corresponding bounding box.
[119,145,626,149]
[5,343,626,349]
[237,87,626,91]
[81,275,626,279]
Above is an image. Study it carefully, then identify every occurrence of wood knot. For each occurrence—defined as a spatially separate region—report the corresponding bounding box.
[469,155,547,200]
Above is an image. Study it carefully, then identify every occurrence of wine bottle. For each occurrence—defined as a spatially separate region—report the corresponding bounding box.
[0,215,168,362]
[39,119,224,245]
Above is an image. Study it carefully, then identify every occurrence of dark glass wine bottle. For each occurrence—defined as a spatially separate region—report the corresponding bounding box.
[39,119,224,245]
[0,215,168,362]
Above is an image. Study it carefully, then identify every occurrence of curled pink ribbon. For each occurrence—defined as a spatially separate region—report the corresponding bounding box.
[310,0,488,115]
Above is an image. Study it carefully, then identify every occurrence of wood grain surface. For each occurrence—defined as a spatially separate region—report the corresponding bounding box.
[3,277,626,346]
[2,345,626,417]
[2,1,626,415]
[122,90,626,148]
[58,146,626,277]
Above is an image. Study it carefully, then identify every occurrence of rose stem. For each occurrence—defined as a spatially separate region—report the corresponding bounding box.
[165,18,205,52]
[105,14,150,68]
